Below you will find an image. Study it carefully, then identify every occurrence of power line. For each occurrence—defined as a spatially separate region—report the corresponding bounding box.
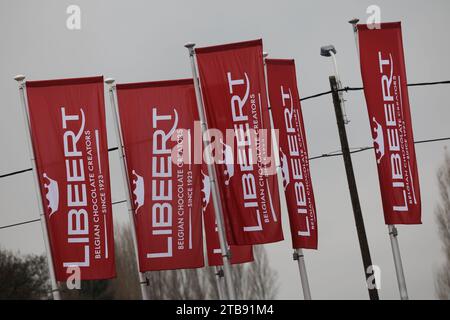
[407,80,450,87]
[309,136,450,161]
[0,168,32,178]
[0,199,129,230]
[0,80,449,231]
[3,136,449,178]
[300,90,332,101]
[0,218,40,230]
[300,80,450,101]
[1,136,449,231]
[2,79,449,179]
[0,146,119,178]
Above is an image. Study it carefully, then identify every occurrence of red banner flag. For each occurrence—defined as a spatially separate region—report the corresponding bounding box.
[358,22,421,224]
[26,76,115,281]
[195,39,283,245]
[116,79,204,271]
[266,59,318,249]
[201,166,253,266]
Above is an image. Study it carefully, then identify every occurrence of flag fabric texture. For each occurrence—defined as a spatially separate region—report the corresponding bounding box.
[358,22,421,225]
[116,79,205,271]
[26,76,116,280]
[266,59,318,249]
[195,39,284,245]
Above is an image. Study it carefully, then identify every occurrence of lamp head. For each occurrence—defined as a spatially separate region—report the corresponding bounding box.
[320,45,337,57]
[14,74,26,82]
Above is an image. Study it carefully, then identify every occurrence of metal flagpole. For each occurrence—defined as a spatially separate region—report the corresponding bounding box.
[214,266,226,300]
[388,225,408,299]
[105,78,150,300]
[14,75,61,300]
[349,19,409,300]
[320,47,380,300]
[185,42,236,300]
[349,18,360,58]
[262,53,312,300]
[293,249,312,300]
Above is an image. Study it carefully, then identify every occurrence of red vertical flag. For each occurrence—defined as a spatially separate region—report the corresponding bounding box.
[26,76,116,281]
[358,22,421,224]
[266,59,318,249]
[116,79,204,271]
[195,39,284,245]
[201,165,253,266]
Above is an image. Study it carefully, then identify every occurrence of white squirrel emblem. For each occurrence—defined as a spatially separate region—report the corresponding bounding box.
[219,138,234,185]
[279,148,290,190]
[201,170,211,211]
[372,117,385,164]
[132,170,145,214]
[43,173,59,217]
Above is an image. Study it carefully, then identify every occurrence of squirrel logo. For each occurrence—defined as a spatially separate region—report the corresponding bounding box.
[132,170,145,214]
[43,173,59,218]
[279,148,290,190]
[371,117,385,164]
[218,138,234,186]
[201,170,211,211]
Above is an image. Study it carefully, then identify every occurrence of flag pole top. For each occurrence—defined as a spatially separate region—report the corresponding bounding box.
[184,42,196,49]
[104,78,115,85]
[320,45,337,57]
[14,74,26,82]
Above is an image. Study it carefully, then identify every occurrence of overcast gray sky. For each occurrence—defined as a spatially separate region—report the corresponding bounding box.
[1,0,449,300]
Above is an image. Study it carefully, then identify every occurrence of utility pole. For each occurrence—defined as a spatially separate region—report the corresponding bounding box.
[328,75,379,300]
[321,45,379,300]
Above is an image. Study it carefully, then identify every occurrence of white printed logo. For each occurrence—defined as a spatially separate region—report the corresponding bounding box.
[371,117,385,164]
[132,170,145,214]
[201,170,211,211]
[43,173,59,217]
[279,148,290,190]
[219,138,234,185]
